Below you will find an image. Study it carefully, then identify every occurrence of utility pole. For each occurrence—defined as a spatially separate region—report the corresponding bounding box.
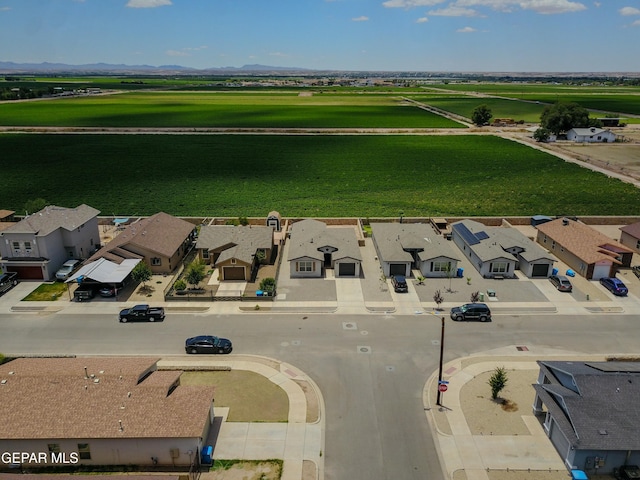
[436,316,445,406]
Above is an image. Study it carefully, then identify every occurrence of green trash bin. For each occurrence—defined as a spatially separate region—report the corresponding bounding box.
[479,292,485,301]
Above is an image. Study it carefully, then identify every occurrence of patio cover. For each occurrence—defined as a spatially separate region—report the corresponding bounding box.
[66,258,141,284]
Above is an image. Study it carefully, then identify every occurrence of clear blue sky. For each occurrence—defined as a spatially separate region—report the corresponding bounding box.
[1,0,639,72]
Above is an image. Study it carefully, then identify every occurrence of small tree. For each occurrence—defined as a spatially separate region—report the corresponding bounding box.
[185,260,206,289]
[131,262,152,288]
[433,289,444,310]
[24,198,47,215]
[471,104,492,126]
[259,277,276,294]
[470,291,480,303]
[173,279,187,292]
[533,127,551,143]
[416,275,426,285]
[488,366,509,400]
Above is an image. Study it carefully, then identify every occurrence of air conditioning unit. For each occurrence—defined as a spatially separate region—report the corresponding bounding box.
[169,448,180,459]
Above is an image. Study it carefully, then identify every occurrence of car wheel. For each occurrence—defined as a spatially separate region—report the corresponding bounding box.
[120,317,127,323]
[218,348,225,354]
[190,347,198,354]
[480,316,489,322]
[455,315,464,321]
[149,317,155,322]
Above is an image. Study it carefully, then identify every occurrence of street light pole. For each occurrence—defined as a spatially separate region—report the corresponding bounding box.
[436,316,445,406]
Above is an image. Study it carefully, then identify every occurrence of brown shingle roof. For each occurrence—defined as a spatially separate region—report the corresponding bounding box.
[537,218,633,265]
[89,212,195,263]
[0,358,214,440]
[620,221,640,240]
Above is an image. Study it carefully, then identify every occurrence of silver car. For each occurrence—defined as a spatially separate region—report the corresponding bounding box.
[55,259,80,281]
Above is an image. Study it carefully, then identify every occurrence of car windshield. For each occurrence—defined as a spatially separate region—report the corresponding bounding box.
[460,305,469,312]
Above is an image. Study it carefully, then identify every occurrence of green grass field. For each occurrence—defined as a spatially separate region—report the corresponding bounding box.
[1,133,639,217]
[409,96,545,122]
[424,82,640,95]
[0,91,463,128]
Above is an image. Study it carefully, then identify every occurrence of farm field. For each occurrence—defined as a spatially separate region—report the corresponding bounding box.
[409,96,545,123]
[0,91,464,128]
[423,83,640,95]
[2,133,639,217]
[503,93,640,117]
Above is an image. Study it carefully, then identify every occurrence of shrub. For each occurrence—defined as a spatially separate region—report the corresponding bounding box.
[174,279,187,291]
[260,277,276,292]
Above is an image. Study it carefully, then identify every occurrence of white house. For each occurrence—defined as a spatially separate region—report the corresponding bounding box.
[566,127,616,143]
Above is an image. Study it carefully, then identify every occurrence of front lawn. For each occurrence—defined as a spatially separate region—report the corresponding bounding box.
[22,282,68,301]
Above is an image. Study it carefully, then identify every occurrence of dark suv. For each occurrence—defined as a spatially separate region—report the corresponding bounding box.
[450,303,492,322]
[391,275,408,293]
[0,272,19,296]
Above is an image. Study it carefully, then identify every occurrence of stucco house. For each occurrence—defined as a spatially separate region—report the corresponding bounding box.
[566,127,616,143]
[532,360,640,475]
[0,204,100,280]
[619,221,640,254]
[287,219,362,278]
[536,218,633,279]
[0,357,215,468]
[451,219,555,278]
[196,225,274,281]
[88,212,196,275]
[370,223,460,278]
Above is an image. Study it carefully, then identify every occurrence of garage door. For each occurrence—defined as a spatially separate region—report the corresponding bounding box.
[10,266,44,280]
[223,266,245,281]
[338,263,356,276]
[389,264,406,276]
[531,263,550,278]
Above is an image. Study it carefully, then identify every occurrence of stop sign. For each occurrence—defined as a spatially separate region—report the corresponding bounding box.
[438,384,448,392]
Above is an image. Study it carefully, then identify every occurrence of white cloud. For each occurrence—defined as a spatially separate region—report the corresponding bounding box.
[633,19,640,26]
[269,52,289,57]
[126,0,172,8]
[383,0,444,7]
[0,6,11,11]
[416,16,429,22]
[457,26,477,32]
[419,0,587,15]
[429,5,479,16]
[593,1,600,7]
[166,49,190,57]
[620,6,640,16]
[352,15,370,21]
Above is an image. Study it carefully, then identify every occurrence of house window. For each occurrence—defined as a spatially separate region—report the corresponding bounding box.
[297,261,314,272]
[543,235,547,243]
[431,261,450,272]
[636,239,640,250]
[47,444,60,454]
[551,241,556,249]
[12,241,20,252]
[24,241,32,250]
[77,443,91,460]
[231,258,236,264]
[491,262,508,273]
[151,257,161,266]
[202,250,210,259]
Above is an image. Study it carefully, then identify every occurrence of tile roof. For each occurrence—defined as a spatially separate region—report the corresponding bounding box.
[196,225,274,265]
[287,219,362,262]
[1,205,99,237]
[370,223,459,263]
[0,357,215,440]
[537,218,633,265]
[620,221,640,239]
[88,212,195,263]
[534,361,640,450]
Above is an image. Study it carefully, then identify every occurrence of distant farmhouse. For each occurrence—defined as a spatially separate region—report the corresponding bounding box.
[566,127,616,143]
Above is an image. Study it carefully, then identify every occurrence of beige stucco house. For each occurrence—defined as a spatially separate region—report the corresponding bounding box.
[0,357,215,468]
[619,221,640,254]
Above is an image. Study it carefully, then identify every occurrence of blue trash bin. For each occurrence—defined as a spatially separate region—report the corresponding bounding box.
[256,290,263,296]
[552,268,558,276]
[456,267,464,278]
[566,269,576,277]
[201,445,213,465]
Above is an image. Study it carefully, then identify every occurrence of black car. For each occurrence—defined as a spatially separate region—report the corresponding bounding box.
[549,274,573,292]
[391,275,408,293]
[185,335,233,354]
[0,272,19,296]
[450,303,492,322]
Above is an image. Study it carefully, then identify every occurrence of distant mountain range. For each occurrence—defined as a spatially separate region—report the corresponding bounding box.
[0,61,311,75]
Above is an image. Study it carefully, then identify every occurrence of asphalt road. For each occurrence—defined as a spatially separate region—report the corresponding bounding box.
[0,310,637,480]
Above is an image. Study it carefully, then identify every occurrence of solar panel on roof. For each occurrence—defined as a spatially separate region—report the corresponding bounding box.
[475,231,490,241]
[454,223,480,245]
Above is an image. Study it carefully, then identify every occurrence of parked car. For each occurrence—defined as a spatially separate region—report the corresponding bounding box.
[185,335,233,354]
[391,275,408,293]
[73,284,96,302]
[450,303,492,322]
[599,277,628,296]
[549,274,573,292]
[55,259,80,281]
[0,272,19,296]
[99,286,116,297]
[119,304,165,323]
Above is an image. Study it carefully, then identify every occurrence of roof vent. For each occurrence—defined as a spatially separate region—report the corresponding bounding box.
[598,429,608,435]
[93,378,100,384]
[562,218,569,226]
[1,379,7,385]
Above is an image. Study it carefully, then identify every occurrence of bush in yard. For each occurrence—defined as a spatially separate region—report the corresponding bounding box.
[260,277,276,293]
[488,366,508,400]
[185,260,206,289]
[433,289,444,310]
[174,279,187,292]
[470,291,480,303]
